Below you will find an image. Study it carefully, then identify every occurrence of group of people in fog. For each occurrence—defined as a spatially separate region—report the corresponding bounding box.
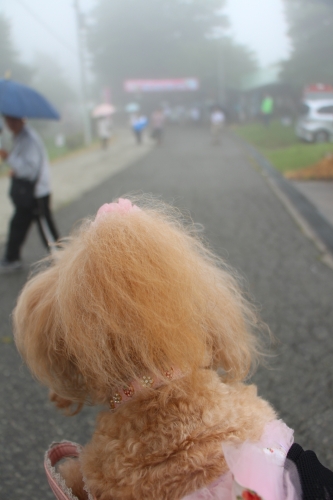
[129,107,165,145]
[127,103,228,146]
[0,98,256,274]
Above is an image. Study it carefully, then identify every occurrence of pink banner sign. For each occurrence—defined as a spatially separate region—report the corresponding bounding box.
[124,78,199,93]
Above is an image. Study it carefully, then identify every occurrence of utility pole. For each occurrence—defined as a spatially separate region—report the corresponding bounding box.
[74,0,92,145]
[217,39,225,106]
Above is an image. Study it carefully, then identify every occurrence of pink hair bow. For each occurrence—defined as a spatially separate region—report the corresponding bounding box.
[95,198,140,222]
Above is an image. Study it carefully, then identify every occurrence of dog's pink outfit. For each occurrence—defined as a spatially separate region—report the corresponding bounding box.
[44,419,301,500]
[182,420,301,500]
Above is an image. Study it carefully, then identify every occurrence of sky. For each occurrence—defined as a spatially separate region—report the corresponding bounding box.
[1,0,292,83]
[224,0,291,66]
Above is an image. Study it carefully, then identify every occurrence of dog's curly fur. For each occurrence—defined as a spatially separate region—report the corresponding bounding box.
[13,197,276,500]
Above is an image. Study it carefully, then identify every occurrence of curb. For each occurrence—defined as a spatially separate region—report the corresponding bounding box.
[238,137,333,269]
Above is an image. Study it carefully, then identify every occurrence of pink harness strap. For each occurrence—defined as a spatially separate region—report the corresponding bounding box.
[44,441,95,500]
[44,420,298,500]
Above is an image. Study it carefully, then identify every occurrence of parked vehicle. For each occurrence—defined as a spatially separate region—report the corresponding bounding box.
[296,99,333,143]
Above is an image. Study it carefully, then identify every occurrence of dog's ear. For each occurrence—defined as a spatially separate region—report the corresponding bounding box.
[13,263,88,408]
[207,269,266,382]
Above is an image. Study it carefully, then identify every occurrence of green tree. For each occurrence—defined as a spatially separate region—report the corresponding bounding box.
[0,14,33,83]
[281,0,333,89]
[87,0,257,102]
[218,38,257,90]
[87,0,231,99]
[32,52,77,111]
[30,53,82,141]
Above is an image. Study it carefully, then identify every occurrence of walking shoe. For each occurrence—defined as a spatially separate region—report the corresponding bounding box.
[0,260,23,273]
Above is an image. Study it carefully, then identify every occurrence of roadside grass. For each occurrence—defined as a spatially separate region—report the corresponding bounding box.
[264,143,333,174]
[234,121,296,149]
[47,143,71,161]
[234,120,333,174]
[44,134,86,162]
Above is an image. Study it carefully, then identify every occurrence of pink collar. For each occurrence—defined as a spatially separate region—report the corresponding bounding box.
[109,367,183,411]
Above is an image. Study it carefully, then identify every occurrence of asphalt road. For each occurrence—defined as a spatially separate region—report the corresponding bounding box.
[1,126,333,499]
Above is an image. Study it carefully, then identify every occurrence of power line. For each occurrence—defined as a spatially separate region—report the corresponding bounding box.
[13,0,92,144]
[14,0,77,55]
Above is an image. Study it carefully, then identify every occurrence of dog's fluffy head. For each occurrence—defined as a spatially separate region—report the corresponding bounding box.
[14,197,263,410]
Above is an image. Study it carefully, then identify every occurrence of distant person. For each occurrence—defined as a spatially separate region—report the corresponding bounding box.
[0,116,60,273]
[190,106,201,125]
[97,116,112,149]
[150,108,165,145]
[260,94,274,126]
[210,107,225,145]
[130,113,147,144]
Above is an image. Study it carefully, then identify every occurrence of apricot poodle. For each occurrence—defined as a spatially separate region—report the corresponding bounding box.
[14,197,277,500]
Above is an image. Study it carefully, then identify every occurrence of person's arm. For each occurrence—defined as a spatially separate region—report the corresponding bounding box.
[287,443,333,499]
[7,135,41,180]
[0,149,8,160]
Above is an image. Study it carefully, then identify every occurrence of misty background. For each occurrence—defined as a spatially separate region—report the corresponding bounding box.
[1,0,332,148]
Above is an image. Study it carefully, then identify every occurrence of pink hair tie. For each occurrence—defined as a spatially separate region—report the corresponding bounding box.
[95,198,140,222]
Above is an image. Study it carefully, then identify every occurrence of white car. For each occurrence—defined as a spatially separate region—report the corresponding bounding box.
[296,99,333,143]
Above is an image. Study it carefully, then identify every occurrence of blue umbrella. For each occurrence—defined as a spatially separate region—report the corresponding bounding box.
[133,116,148,132]
[0,79,60,120]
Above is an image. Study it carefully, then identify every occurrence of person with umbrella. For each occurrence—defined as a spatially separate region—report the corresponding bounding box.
[0,79,60,273]
[92,103,115,149]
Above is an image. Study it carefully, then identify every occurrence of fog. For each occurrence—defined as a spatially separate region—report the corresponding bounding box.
[2,0,290,83]
[224,0,291,66]
[1,0,331,146]
[1,3,333,497]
